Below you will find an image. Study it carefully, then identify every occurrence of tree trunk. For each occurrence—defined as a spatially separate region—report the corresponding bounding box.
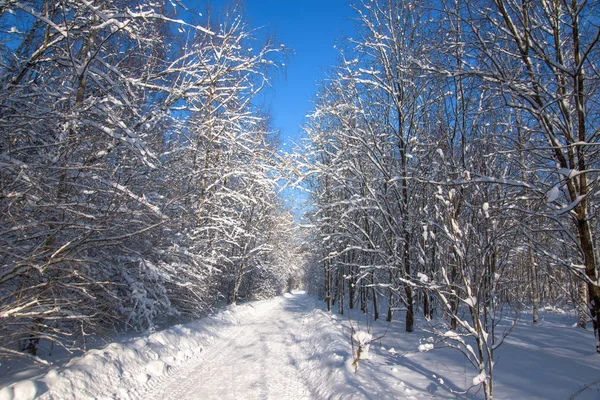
[230,262,245,306]
[373,289,379,321]
[387,269,394,322]
[349,266,355,310]
[527,247,539,325]
[450,261,458,330]
[578,279,588,328]
[404,230,414,332]
[423,288,430,320]
[371,274,379,321]
[325,259,331,312]
[338,267,344,315]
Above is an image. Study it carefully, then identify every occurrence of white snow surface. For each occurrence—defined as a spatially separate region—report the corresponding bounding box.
[3,293,600,399]
[1,292,354,400]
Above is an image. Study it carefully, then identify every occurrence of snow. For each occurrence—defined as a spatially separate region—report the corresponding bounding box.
[557,168,579,178]
[472,371,487,386]
[147,292,350,399]
[464,296,477,307]
[353,330,372,345]
[443,330,460,339]
[353,331,373,360]
[3,295,600,400]
[2,292,353,400]
[417,343,434,352]
[417,272,429,283]
[451,218,461,236]
[557,195,585,215]
[547,186,560,203]
[0,387,11,400]
[482,202,490,218]
[1,380,38,400]
[1,297,280,399]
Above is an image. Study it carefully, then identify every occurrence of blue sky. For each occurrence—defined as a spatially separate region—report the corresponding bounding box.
[182,0,355,146]
[240,0,355,151]
[185,1,355,216]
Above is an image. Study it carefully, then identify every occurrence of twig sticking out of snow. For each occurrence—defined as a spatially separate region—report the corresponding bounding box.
[351,330,373,372]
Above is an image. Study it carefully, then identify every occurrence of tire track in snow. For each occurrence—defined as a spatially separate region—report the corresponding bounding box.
[126,300,283,400]
[145,294,316,400]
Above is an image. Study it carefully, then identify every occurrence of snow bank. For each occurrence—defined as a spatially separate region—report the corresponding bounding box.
[1,298,283,400]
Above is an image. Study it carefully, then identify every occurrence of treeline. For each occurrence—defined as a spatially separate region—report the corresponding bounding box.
[0,1,301,362]
[299,1,600,397]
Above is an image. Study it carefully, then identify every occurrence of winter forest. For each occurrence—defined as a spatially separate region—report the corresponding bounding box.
[2,0,600,399]
[0,0,303,360]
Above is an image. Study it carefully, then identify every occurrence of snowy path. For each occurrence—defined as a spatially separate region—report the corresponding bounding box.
[144,293,321,400]
[4,291,352,400]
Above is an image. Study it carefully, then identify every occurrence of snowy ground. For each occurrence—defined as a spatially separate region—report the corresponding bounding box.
[340,306,600,400]
[2,292,600,399]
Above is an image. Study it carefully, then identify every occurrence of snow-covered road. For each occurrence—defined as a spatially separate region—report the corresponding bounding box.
[3,291,354,400]
[146,293,317,399]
